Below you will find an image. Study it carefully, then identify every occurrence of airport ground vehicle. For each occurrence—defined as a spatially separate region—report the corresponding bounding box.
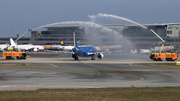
[2,29,31,60]
[2,51,30,59]
[149,52,178,61]
[148,28,179,61]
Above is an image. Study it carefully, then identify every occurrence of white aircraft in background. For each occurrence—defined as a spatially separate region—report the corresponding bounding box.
[10,38,44,51]
[0,44,10,51]
[60,45,74,51]
[57,39,74,51]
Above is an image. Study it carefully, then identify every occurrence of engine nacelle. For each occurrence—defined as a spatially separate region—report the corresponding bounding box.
[72,48,76,52]
[72,48,79,52]
[97,53,104,59]
[33,48,38,52]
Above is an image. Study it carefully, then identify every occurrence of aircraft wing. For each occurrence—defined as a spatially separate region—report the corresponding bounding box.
[17,45,34,50]
[0,44,10,51]
[87,52,96,56]
[87,52,103,56]
[63,51,74,54]
[60,46,74,51]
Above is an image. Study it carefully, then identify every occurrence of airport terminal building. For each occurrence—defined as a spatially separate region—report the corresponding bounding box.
[31,23,180,47]
[1,23,180,52]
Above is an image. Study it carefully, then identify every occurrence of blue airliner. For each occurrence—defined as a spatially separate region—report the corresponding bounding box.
[72,32,104,60]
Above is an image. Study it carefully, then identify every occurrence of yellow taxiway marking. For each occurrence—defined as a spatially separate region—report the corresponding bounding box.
[49,63,59,68]
[114,69,144,82]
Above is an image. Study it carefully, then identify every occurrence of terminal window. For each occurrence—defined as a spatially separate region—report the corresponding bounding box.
[167,31,172,34]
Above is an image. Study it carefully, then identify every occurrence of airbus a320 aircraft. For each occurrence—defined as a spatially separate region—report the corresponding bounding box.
[72,32,104,60]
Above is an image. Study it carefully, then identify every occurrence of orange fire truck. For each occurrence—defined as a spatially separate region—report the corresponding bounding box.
[149,53,178,61]
[148,28,179,61]
[2,51,30,59]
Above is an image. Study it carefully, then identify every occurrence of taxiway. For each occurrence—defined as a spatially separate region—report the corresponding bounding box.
[0,52,180,90]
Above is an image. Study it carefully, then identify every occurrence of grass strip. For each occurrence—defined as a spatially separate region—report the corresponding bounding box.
[0,87,180,101]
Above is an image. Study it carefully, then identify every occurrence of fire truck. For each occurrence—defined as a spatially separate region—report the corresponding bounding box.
[2,51,30,59]
[149,52,178,61]
[2,29,31,60]
[148,28,179,61]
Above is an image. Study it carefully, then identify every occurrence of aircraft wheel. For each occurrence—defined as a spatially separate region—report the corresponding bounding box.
[74,55,78,61]
[72,54,75,58]
[91,57,95,60]
[75,57,78,61]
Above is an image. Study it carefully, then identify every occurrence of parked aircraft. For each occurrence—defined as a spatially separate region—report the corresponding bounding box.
[60,45,74,51]
[72,32,104,60]
[10,38,44,51]
[0,44,10,51]
[31,45,44,51]
[58,39,74,51]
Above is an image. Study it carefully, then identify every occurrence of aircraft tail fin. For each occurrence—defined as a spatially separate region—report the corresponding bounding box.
[73,32,78,47]
[60,39,65,46]
[10,38,17,47]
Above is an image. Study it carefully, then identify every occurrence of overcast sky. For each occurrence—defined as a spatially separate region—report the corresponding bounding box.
[0,0,180,37]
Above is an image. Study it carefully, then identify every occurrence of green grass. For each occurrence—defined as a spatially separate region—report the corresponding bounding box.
[0,87,180,101]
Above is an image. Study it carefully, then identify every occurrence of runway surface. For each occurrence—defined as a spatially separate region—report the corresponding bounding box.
[0,52,180,90]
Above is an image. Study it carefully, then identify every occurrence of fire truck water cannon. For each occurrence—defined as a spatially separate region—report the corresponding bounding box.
[148,28,165,53]
[2,29,31,60]
[15,29,31,42]
[148,28,179,61]
[15,29,31,52]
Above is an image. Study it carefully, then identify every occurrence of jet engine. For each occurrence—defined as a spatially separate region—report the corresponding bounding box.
[72,47,78,53]
[33,48,38,52]
[97,53,104,59]
[72,48,76,52]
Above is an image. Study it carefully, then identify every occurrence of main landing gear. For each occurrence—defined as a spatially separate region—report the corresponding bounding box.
[91,55,95,60]
[72,54,78,61]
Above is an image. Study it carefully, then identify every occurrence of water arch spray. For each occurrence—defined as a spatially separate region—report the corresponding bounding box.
[88,13,150,53]
[88,13,147,29]
[32,21,129,46]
